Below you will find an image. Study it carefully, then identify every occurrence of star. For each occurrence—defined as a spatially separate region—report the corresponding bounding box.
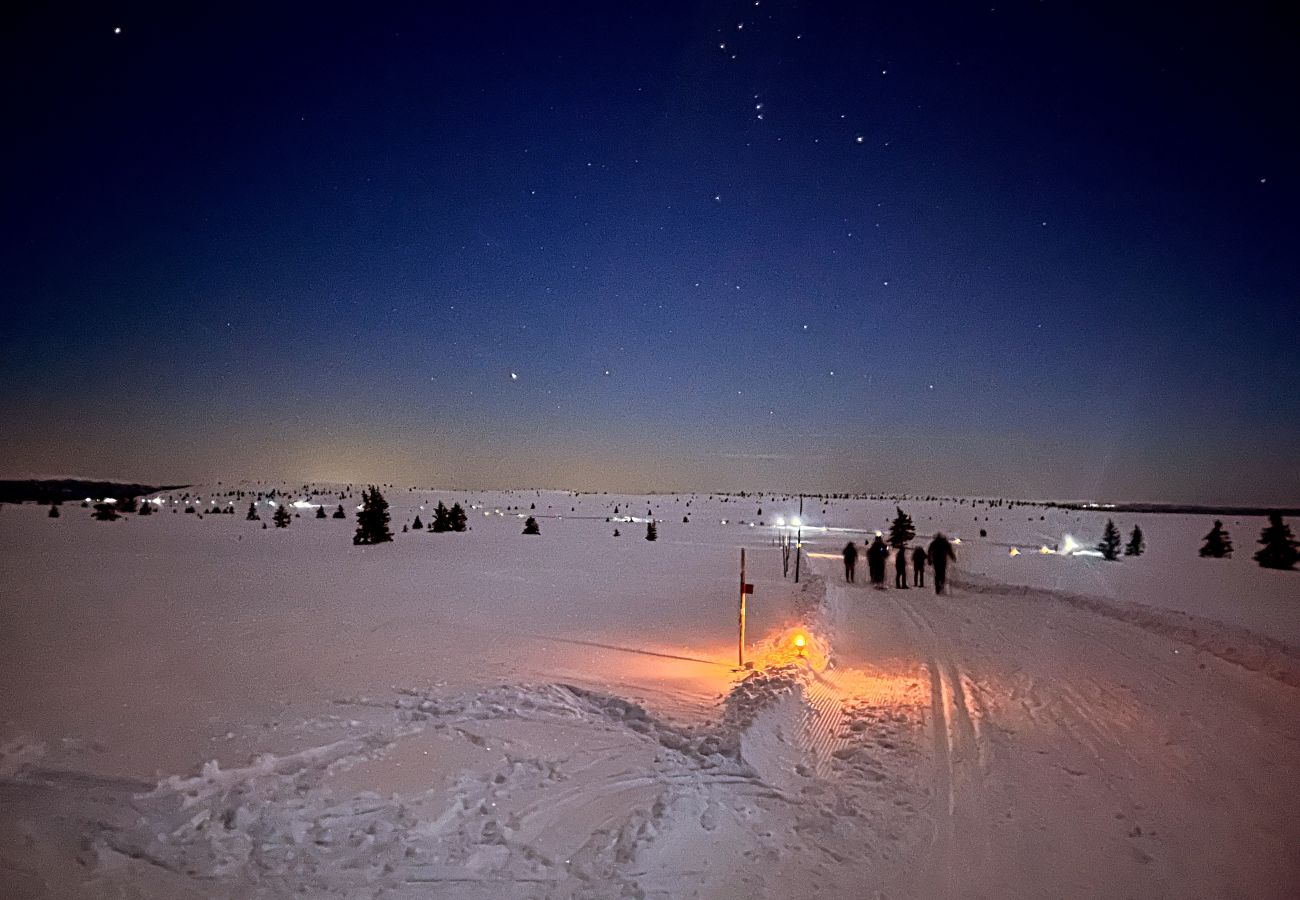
[855,135,864,143]
[510,372,518,381]
[113,26,122,34]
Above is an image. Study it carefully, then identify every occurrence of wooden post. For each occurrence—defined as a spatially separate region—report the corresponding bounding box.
[739,548,747,668]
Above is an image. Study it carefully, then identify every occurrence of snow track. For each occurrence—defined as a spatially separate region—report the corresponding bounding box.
[822,560,1300,899]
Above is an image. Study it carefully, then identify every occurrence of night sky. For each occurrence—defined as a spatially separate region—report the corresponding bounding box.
[3,2,1296,503]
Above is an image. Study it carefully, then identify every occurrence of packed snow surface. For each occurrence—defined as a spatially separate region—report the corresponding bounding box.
[1,486,1297,898]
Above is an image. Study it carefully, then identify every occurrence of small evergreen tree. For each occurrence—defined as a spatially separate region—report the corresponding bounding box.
[48,503,60,518]
[450,503,468,532]
[116,496,138,513]
[316,505,327,519]
[273,504,292,528]
[139,501,153,515]
[332,504,346,519]
[613,528,621,536]
[247,502,259,521]
[646,520,658,541]
[431,501,451,533]
[1253,514,1298,570]
[1124,525,1145,557]
[412,514,423,530]
[1199,520,1232,558]
[92,502,119,521]
[522,516,540,535]
[887,507,915,549]
[1097,519,1122,560]
[353,487,393,545]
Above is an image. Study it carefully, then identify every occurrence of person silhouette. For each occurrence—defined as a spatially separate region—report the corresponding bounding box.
[867,536,889,588]
[927,533,956,594]
[842,541,858,583]
[894,545,909,589]
[912,545,928,587]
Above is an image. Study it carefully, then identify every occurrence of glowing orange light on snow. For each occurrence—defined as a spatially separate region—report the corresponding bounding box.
[793,633,807,649]
[1009,547,1020,556]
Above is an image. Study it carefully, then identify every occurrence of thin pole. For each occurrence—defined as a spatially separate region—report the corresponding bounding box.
[794,494,803,583]
[738,548,747,667]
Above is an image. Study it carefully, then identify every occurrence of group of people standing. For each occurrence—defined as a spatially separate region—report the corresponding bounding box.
[842,534,956,594]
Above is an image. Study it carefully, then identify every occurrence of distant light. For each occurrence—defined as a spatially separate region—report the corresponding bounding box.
[791,517,802,528]
[510,372,518,380]
[114,26,121,34]
[953,538,962,544]
[793,633,806,649]
[776,517,785,527]
[1009,547,1020,556]
[875,530,883,537]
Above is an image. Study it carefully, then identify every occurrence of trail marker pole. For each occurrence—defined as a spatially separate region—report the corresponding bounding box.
[794,495,804,583]
[739,549,754,668]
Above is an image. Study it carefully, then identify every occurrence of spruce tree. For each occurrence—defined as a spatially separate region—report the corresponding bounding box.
[431,501,451,533]
[646,520,658,541]
[1253,514,1298,570]
[613,528,621,536]
[450,503,468,532]
[353,487,393,545]
[412,514,423,530]
[116,496,138,513]
[48,503,60,518]
[1097,519,1121,560]
[246,502,259,521]
[1199,520,1233,558]
[93,502,119,521]
[316,505,327,519]
[332,504,346,519]
[140,501,153,515]
[887,507,916,549]
[273,504,292,528]
[522,516,540,535]
[1124,524,1145,557]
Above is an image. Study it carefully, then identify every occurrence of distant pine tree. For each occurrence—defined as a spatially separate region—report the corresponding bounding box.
[887,507,916,549]
[1097,519,1122,560]
[246,502,259,521]
[92,502,119,521]
[613,528,621,537]
[412,514,423,530]
[450,503,468,532]
[522,516,540,535]
[1253,514,1298,570]
[139,501,153,515]
[316,505,327,519]
[116,496,138,513]
[332,504,346,519]
[1124,525,1145,557]
[353,487,393,545]
[1199,520,1233,558]
[646,520,658,541]
[431,501,451,532]
[48,503,60,518]
[273,504,292,528]
[683,515,689,523]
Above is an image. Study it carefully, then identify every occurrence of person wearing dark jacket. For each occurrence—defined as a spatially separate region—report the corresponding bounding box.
[894,545,909,588]
[867,535,889,587]
[842,541,858,583]
[912,546,928,587]
[927,533,956,594]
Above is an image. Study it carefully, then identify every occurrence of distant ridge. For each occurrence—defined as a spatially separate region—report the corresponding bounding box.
[0,479,189,504]
[1053,501,1300,518]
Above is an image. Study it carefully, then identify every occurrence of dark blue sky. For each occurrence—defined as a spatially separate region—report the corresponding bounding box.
[3,1,1296,503]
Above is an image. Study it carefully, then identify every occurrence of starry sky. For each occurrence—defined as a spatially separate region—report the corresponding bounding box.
[3,1,1297,504]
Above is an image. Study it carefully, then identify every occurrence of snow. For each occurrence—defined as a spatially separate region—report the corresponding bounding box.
[1,487,1297,897]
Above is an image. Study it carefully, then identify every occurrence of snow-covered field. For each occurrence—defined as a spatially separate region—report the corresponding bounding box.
[2,486,1297,898]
